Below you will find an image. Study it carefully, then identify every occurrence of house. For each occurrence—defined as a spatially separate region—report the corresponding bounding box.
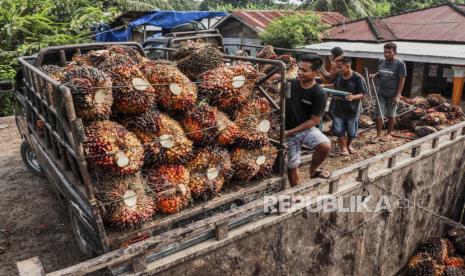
[213,10,346,55]
[303,2,465,105]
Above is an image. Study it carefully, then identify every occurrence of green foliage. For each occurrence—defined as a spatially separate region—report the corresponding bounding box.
[259,13,328,48]
[372,1,392,17]
[300,0,380,19]
[389,0,465,13]
[200,0,295,10]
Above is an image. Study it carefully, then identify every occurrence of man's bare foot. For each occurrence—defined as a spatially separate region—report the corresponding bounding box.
[310,169,331,179]
[348,145,357,154]
[338,148,349,156]
[383,134,393,141]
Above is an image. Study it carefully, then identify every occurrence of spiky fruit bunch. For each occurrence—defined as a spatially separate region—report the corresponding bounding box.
[422,112,448,126]
[411,108,427,120]
[445,257,465,268]
[40,65,65,81]
[146,164,191,214]
[427,93,447,107]
[230,143,277,181]
[170,40,223,80]
[198,63,257,115]
[407,252,436,276]
[140,61,196,113]
[217,111,241,146]
[397,115,417,130]
[106,45,144,63]
[412,96,431,109]
[62,66,113,121]
[107,64,156,115]
[234,98,272,149]
[72,50,111,67]
[437,102,453,112]
[97,54,137,73]
[444,267,465,276]
[84,120,144,175]
[122,111,193,165]
[448,106,465,121]
[187,147,232,198]
[256,45,278,60]
[359,114,374,129]
[418,237,451,264]
[97,174,155,229]
[415,125,437,138]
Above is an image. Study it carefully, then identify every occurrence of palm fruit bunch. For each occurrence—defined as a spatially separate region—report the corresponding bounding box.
[444,267,465,276]
[427,93,447,107]
[230,143,277,181]
[122,111,193,166]
[415,125,438,138]
[170,40,223,80]
[198,63,257,116]
[84,120,144,175]
[145,164,191,214]
[411,96,431,109]
[411,108,427,120]
[421,112,448,126]
[72,49,111,67]
[40,65,65,81]
[256,45,278,60]
[140,61,197,113]
[418,237,451,264]
[445,257,465,268]
[406,252,437,276]
[187,147,232,198]
[437,103,453,113]
[359,114,374,129]
[96,174,155,229]
[106,45,144,63]
[108,65,156,115]
[61,66,113,121]
[234,98,272,149]
[447,106,465,121]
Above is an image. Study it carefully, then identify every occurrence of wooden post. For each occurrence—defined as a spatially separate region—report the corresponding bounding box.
[355,58,364,74]
[17,257,45,276]
[451,66,465,106]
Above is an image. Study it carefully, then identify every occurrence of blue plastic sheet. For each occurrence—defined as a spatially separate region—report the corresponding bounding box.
[95,11,227,42]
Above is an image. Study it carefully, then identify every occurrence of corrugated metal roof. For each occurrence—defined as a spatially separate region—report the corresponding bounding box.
[216,10,346,33]
[302,41,465,65]
[326,3,465,43]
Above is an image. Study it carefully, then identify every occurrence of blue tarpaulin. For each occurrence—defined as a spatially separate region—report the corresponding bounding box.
[95,11,227,42]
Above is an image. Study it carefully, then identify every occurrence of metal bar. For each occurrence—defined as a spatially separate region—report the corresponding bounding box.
[257,86,280,110]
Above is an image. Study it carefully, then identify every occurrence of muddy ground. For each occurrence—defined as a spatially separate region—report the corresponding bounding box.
[0,115,409,275]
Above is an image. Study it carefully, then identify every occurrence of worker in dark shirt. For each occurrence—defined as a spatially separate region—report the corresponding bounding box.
[285,54,331,186]
[331,56,367,155]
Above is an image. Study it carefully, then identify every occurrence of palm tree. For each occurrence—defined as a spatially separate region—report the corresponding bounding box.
[300,0,378,18]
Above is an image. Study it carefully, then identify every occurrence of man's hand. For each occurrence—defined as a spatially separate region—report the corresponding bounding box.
[393,95,401,104]
[285,130,293,138]
[345,94,355,102]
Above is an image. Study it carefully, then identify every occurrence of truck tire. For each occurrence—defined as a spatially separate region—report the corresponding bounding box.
[69,203,95,258]
[20,140,45,178]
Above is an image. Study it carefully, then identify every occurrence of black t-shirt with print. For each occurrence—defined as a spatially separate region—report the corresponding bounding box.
[285,79,328,130]
[333,72,367,118]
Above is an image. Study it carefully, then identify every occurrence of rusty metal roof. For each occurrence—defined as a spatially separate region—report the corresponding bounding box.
[327,2,465,43]
[214,10,346,33]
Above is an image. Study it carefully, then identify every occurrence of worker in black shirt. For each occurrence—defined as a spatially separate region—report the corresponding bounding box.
[331,56,367,155]
[285,54,332,186]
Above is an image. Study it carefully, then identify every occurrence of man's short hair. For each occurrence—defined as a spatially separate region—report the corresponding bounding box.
[331,47,344,58]
[335,55,352,65]
[298,54,323,71]
[384,42,397,54]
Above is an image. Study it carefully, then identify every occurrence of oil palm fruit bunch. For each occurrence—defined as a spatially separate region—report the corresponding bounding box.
[427,93,447,107]
[61,66,113,121]
[359,114,374,129]
[140,61,196,113]
[421,112,448,126]
[97,174,155,229]
[230,143,277,181]
[444,267,465,276]
[256,45,278,60]
[198,63,257,116]
[40,65,65,81]
[217,111,241,146]
[406,252,437,276]
[411,108,427,120]
[72,49,111,67]
[106,45,145,63]
[415,125,437,138]
[97,56,156,115]
[412,96,431,109]
[170,40,223,80]
[146,164,191,214]
[187,146,232,198]
[437,102,453,112]
[234,98,272,149]
[84,120,144,175]
[448,106,465,121]
[445,257,465,268]
[122,110,193,166]
[418,237,451,264]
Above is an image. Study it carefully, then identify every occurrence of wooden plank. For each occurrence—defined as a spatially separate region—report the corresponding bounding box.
[388,155,397,169]
[329,178,340,194]
[451,130,458,141]
[17,257,45,276]
[432,138,439,149]
[411,146,421,158]
[215,222,229,240]
[357,166,369,182]
[131,253,147,273]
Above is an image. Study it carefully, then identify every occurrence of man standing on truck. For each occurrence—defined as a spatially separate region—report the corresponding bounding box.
[370,42,407,140]
[331,56,367,155]
[285,54,332,187]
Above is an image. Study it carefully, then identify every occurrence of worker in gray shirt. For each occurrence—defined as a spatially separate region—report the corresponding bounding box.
[370,42,407,140]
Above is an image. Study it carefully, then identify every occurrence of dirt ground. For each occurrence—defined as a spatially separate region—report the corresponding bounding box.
[0,115,410,275]
[0,116,84,276]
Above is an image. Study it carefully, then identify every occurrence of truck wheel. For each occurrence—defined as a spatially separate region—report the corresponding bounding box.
[69,204,95,258]
[20,140,44,178]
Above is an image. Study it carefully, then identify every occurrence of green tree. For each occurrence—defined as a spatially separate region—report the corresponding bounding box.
[300,0,379,19]
[259,13,328,48]
[388,0,465,13]
[199,0,291,10]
